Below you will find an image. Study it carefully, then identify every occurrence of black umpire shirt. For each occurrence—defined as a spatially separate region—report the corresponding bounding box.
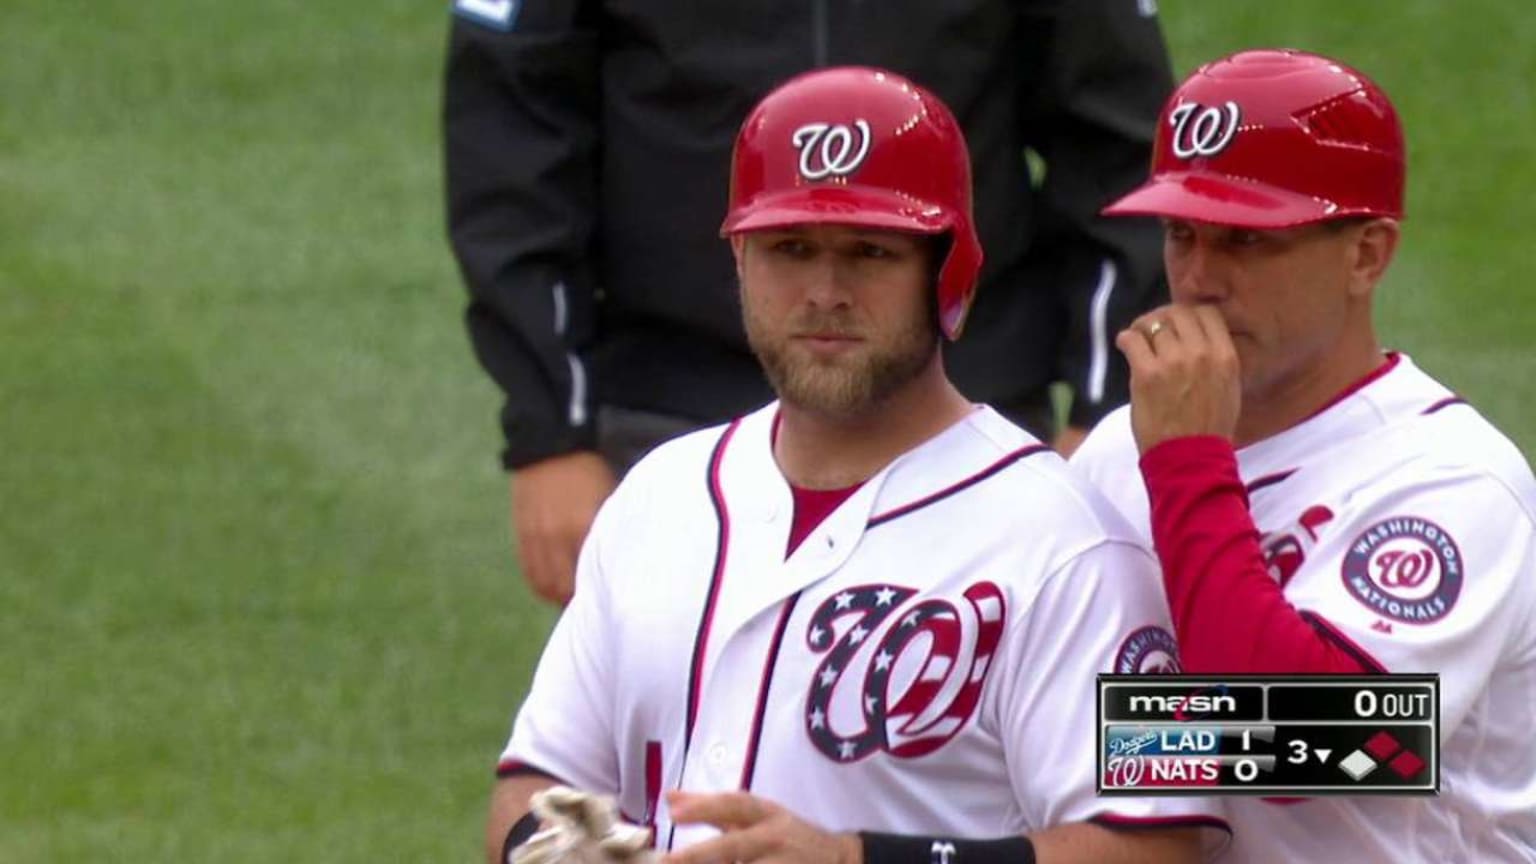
[444,0,1174,469]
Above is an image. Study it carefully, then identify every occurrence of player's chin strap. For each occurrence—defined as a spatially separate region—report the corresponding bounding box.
[510,787,656,864]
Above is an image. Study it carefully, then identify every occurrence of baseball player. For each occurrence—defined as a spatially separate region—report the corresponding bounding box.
[486,67,1228,864]
[1071,49,1536,862]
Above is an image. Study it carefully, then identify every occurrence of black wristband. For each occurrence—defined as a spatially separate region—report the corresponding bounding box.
[858,832,1035,864]
[501,811,542,864]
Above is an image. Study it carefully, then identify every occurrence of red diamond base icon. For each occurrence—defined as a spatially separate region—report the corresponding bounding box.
[1389,750,1425,779]
[1364,731,1400,761]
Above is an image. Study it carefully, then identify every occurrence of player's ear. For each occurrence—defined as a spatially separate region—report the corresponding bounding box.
[1348,218,1401,298]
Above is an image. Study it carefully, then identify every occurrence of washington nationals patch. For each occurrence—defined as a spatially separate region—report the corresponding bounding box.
[1341,516,1463,624]
[1114,625,1182,674]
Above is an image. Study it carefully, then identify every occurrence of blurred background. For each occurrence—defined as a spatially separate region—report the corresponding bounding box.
[2,1,1531,860]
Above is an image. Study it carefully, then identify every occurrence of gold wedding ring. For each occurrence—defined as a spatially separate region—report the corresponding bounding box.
[1145,320,1165,339]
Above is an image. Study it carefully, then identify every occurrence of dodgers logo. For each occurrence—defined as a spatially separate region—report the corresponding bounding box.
[1341,516,1463,624]
[1168,101,1242,159]
[791,120,872,181]
[803,582,1004,762]
[1114,625,1181,674]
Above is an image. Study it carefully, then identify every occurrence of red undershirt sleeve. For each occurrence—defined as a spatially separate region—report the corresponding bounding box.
[1139,435,1373,675]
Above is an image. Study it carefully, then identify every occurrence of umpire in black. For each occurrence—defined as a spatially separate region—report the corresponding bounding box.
[443,0,1175,603]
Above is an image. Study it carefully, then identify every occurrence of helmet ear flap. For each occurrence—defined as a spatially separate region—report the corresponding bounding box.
[935,219,982,340]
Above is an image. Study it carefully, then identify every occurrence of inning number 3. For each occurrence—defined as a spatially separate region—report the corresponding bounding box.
[1288,739,1309,764]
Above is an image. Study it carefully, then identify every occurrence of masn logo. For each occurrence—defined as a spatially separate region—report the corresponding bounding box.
[1126,693,1238,718]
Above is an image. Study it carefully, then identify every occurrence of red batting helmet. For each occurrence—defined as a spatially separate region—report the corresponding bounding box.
[1104,49,1405,228]
[721,66,983,340]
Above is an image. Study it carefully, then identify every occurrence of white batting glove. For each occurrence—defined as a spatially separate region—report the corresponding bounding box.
[510,786,656,864]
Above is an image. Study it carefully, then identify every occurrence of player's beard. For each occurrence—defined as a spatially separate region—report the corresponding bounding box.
[745,303,940,420]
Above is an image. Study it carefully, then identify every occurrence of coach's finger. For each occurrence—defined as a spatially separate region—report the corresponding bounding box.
[1160,304,1214,350]
[1127,309,1175,346]
[1116,326,1159,374]
[1190,304,1239,357]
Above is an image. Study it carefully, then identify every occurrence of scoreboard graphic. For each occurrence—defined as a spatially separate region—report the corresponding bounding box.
[1097,674,1439,795]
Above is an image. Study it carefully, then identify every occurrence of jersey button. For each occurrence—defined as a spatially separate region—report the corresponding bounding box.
[707,742,727,765]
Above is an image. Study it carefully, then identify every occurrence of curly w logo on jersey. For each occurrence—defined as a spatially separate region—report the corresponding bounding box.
[803,582,1004,762]
[1261,504,1336,587]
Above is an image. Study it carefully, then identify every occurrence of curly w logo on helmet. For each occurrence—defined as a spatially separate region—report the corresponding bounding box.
[791,120,873,180]
[1168,101,1242,159]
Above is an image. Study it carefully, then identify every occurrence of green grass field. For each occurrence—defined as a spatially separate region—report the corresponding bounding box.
[2,2,1532,860]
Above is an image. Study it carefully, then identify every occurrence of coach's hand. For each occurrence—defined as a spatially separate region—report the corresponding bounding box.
[511,451,617,605]
[1116,303,1242,454]
[663,791,860,864]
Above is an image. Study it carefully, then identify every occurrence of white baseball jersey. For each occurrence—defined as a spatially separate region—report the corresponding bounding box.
[502,403,1226,851]
[1071,353,1536,862]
